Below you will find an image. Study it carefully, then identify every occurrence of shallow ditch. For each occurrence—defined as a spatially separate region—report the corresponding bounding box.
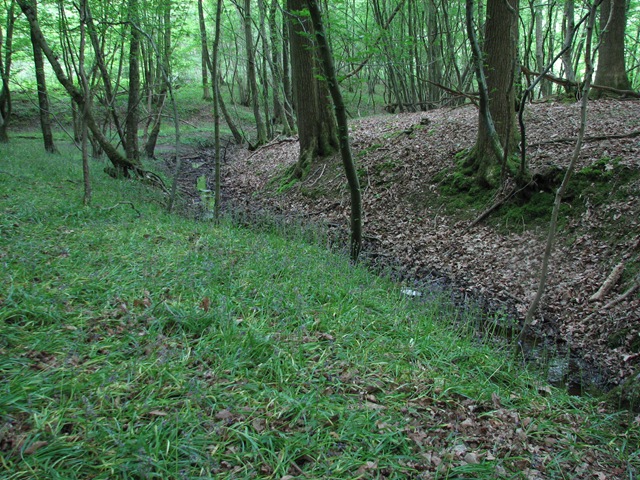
[163,147,636,410]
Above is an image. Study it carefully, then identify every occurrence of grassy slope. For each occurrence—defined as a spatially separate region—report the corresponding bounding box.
[1,140,639,479]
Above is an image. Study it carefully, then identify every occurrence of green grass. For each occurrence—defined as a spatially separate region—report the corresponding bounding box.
[1,139,639,479]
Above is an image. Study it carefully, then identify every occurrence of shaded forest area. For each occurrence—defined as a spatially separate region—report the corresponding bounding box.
[3,0,640,477]
[2,0,640,397]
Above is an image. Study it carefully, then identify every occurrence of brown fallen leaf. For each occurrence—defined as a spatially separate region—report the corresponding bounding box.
[252,417,266,433]
[215,409,234,420]
[356,460,378,476]
[464,452,480,464]
[23,440,48,455]
[200,297,211,312]
[149,410,168,416]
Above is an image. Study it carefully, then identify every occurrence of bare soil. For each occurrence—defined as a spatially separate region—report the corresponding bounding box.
[172,99,640,397]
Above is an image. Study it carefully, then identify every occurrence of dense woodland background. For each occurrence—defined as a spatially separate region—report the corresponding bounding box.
[2,0,640,477]
[2,0,639,159]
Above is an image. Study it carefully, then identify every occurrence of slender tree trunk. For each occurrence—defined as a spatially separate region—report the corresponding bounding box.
[144,0,171,158]
[257,0,272,138]
[125,0,141,163]
[562,0,577,93]
[267,0,287,130]
[426,0,442,106]
[0,18,4,138]
[281,2,295,131]
[241,0,267,146]
[28,2,57,153]
[198,0,212,100]
[56,0,80,142]
[217,82,244,144]
[535,5,550,97]
[200,3,244,145]
[306,0,362,261]
[521,0,599,341]
[212,0,223,222]
[84,2,126,148]
[0,1,16,143]
[79,0,91,205]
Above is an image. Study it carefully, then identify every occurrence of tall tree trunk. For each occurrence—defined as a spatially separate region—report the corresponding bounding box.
[465,0,519,187]
[28,2,57,153]
[268,0,292,135]
[242,0,267,146]
[0,1,16,143]
[56,0,80,142]
[287,0,338,177]
[198,0,212,100]
[125,0,141,163]
[84,2,126,148]
[535,5,550,97]
[561,0,577,94]
[281,1,295,131]
[212,0,223,222]
[144,0,171,158]
[79,0,91,205]
[306,0,362,261]
[426,0,442,106]
[200,3,245,146]
[522,0,599,340]
[593,0,631,96]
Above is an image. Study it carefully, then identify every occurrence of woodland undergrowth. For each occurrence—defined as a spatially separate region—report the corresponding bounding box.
[0,140,639,478]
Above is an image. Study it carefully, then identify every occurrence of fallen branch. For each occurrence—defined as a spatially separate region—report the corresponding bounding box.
[521,65,640,98]
[100,201,142,217]
[247,136,297,161]
[466,180,535,229]
[582,274,640,324]
[180,154,213,162]
[422,79,479,107]
[589,262,625,302]
[307,164,326,187]
[529,129,640,147]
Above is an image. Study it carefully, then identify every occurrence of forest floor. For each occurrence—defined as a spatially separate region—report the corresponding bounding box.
[173,99,640,399]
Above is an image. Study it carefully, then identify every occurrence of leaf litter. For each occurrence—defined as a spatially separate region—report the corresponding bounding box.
[156,99,640,478]
[194,99,640,394]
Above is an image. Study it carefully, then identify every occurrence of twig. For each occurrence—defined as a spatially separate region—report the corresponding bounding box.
[307,164,327,187]
[466,180,534,229]
[529,130,640,147]
[520,65,640,98]
[100,201,142,217]
[582,277,640,324]
[246,136,297,161]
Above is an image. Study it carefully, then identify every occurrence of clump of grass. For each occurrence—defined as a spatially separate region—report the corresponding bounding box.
[1,139,639,478]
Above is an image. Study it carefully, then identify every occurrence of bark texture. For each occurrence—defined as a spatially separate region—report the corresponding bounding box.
[288,0,338,178]
[593,0,631,96]
[306,0,362,261]
[28,2,56,152]
[466,0,519,187]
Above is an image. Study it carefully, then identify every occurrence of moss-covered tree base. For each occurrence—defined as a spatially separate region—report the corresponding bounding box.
[461,146,501,188]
